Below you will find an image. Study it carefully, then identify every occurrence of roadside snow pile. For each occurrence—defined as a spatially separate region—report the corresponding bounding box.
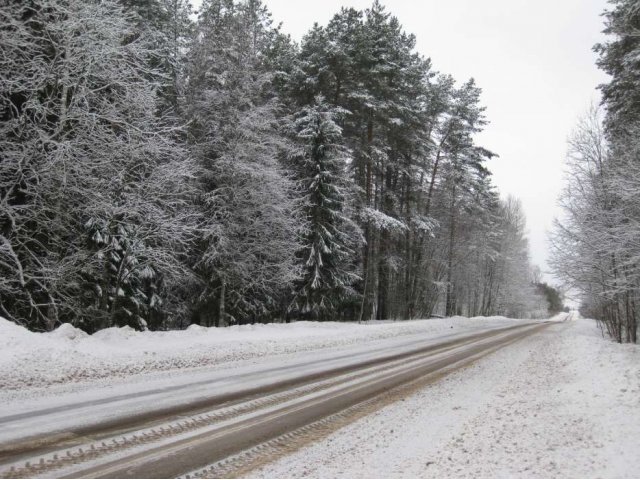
[0,315,531,390]
[1,318,32,346]
[48,323,89,341]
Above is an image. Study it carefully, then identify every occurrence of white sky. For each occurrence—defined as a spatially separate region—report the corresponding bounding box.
[194,0,611,284]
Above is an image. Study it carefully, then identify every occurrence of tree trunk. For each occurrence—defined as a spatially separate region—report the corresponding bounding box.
[217,281,226,328]
[445,183,457,317]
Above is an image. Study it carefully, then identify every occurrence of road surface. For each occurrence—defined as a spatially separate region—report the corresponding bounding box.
[0,318,559,478]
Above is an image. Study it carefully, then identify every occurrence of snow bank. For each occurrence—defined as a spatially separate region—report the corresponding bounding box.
[0,315,532,391]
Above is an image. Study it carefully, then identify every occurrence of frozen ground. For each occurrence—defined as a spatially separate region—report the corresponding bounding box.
[249,317,640,478]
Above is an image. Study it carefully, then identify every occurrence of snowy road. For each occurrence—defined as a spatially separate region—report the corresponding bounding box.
[250,315,640,478]
[0,319,555,478]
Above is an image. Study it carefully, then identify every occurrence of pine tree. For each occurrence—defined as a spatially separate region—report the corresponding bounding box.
[292,2,438,320]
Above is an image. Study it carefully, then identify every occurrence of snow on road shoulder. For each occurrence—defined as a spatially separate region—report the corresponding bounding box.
[0,315,532,394]
[250,317,640,478]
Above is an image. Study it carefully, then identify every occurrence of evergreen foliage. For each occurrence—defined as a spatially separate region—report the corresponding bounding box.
[535,283,564,315]
[288,97,361,319]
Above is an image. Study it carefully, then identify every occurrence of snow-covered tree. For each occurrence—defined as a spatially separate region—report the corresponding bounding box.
[552,107,640,342]
[288,98,362,319]
[491,197,544,318]
[552,0,640,343]
[186,0,303,326]
[0,0,195,331]
[595,0,640,136]
[291,2,439,320]
[0,0,548,332]
[119,0,195,114]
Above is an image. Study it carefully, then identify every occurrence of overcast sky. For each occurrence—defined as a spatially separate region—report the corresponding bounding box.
[194,0,610,284]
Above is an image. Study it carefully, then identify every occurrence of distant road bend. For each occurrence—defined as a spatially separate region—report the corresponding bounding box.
[0,317,564,478]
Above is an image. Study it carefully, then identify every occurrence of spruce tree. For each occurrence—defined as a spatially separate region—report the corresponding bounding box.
[289,98,361,320]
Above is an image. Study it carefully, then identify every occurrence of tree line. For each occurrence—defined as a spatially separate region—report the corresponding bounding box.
[1,0,554,332]
[552,0,640,342]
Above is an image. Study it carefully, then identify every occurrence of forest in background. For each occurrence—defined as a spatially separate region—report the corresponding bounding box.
[552,0,640,343]
[1,0,561,333]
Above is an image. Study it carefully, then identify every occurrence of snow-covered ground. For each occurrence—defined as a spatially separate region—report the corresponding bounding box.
[0,315,535,451]
[0,315,528,394]
[7,314,635,478]
[249,317,640,478]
